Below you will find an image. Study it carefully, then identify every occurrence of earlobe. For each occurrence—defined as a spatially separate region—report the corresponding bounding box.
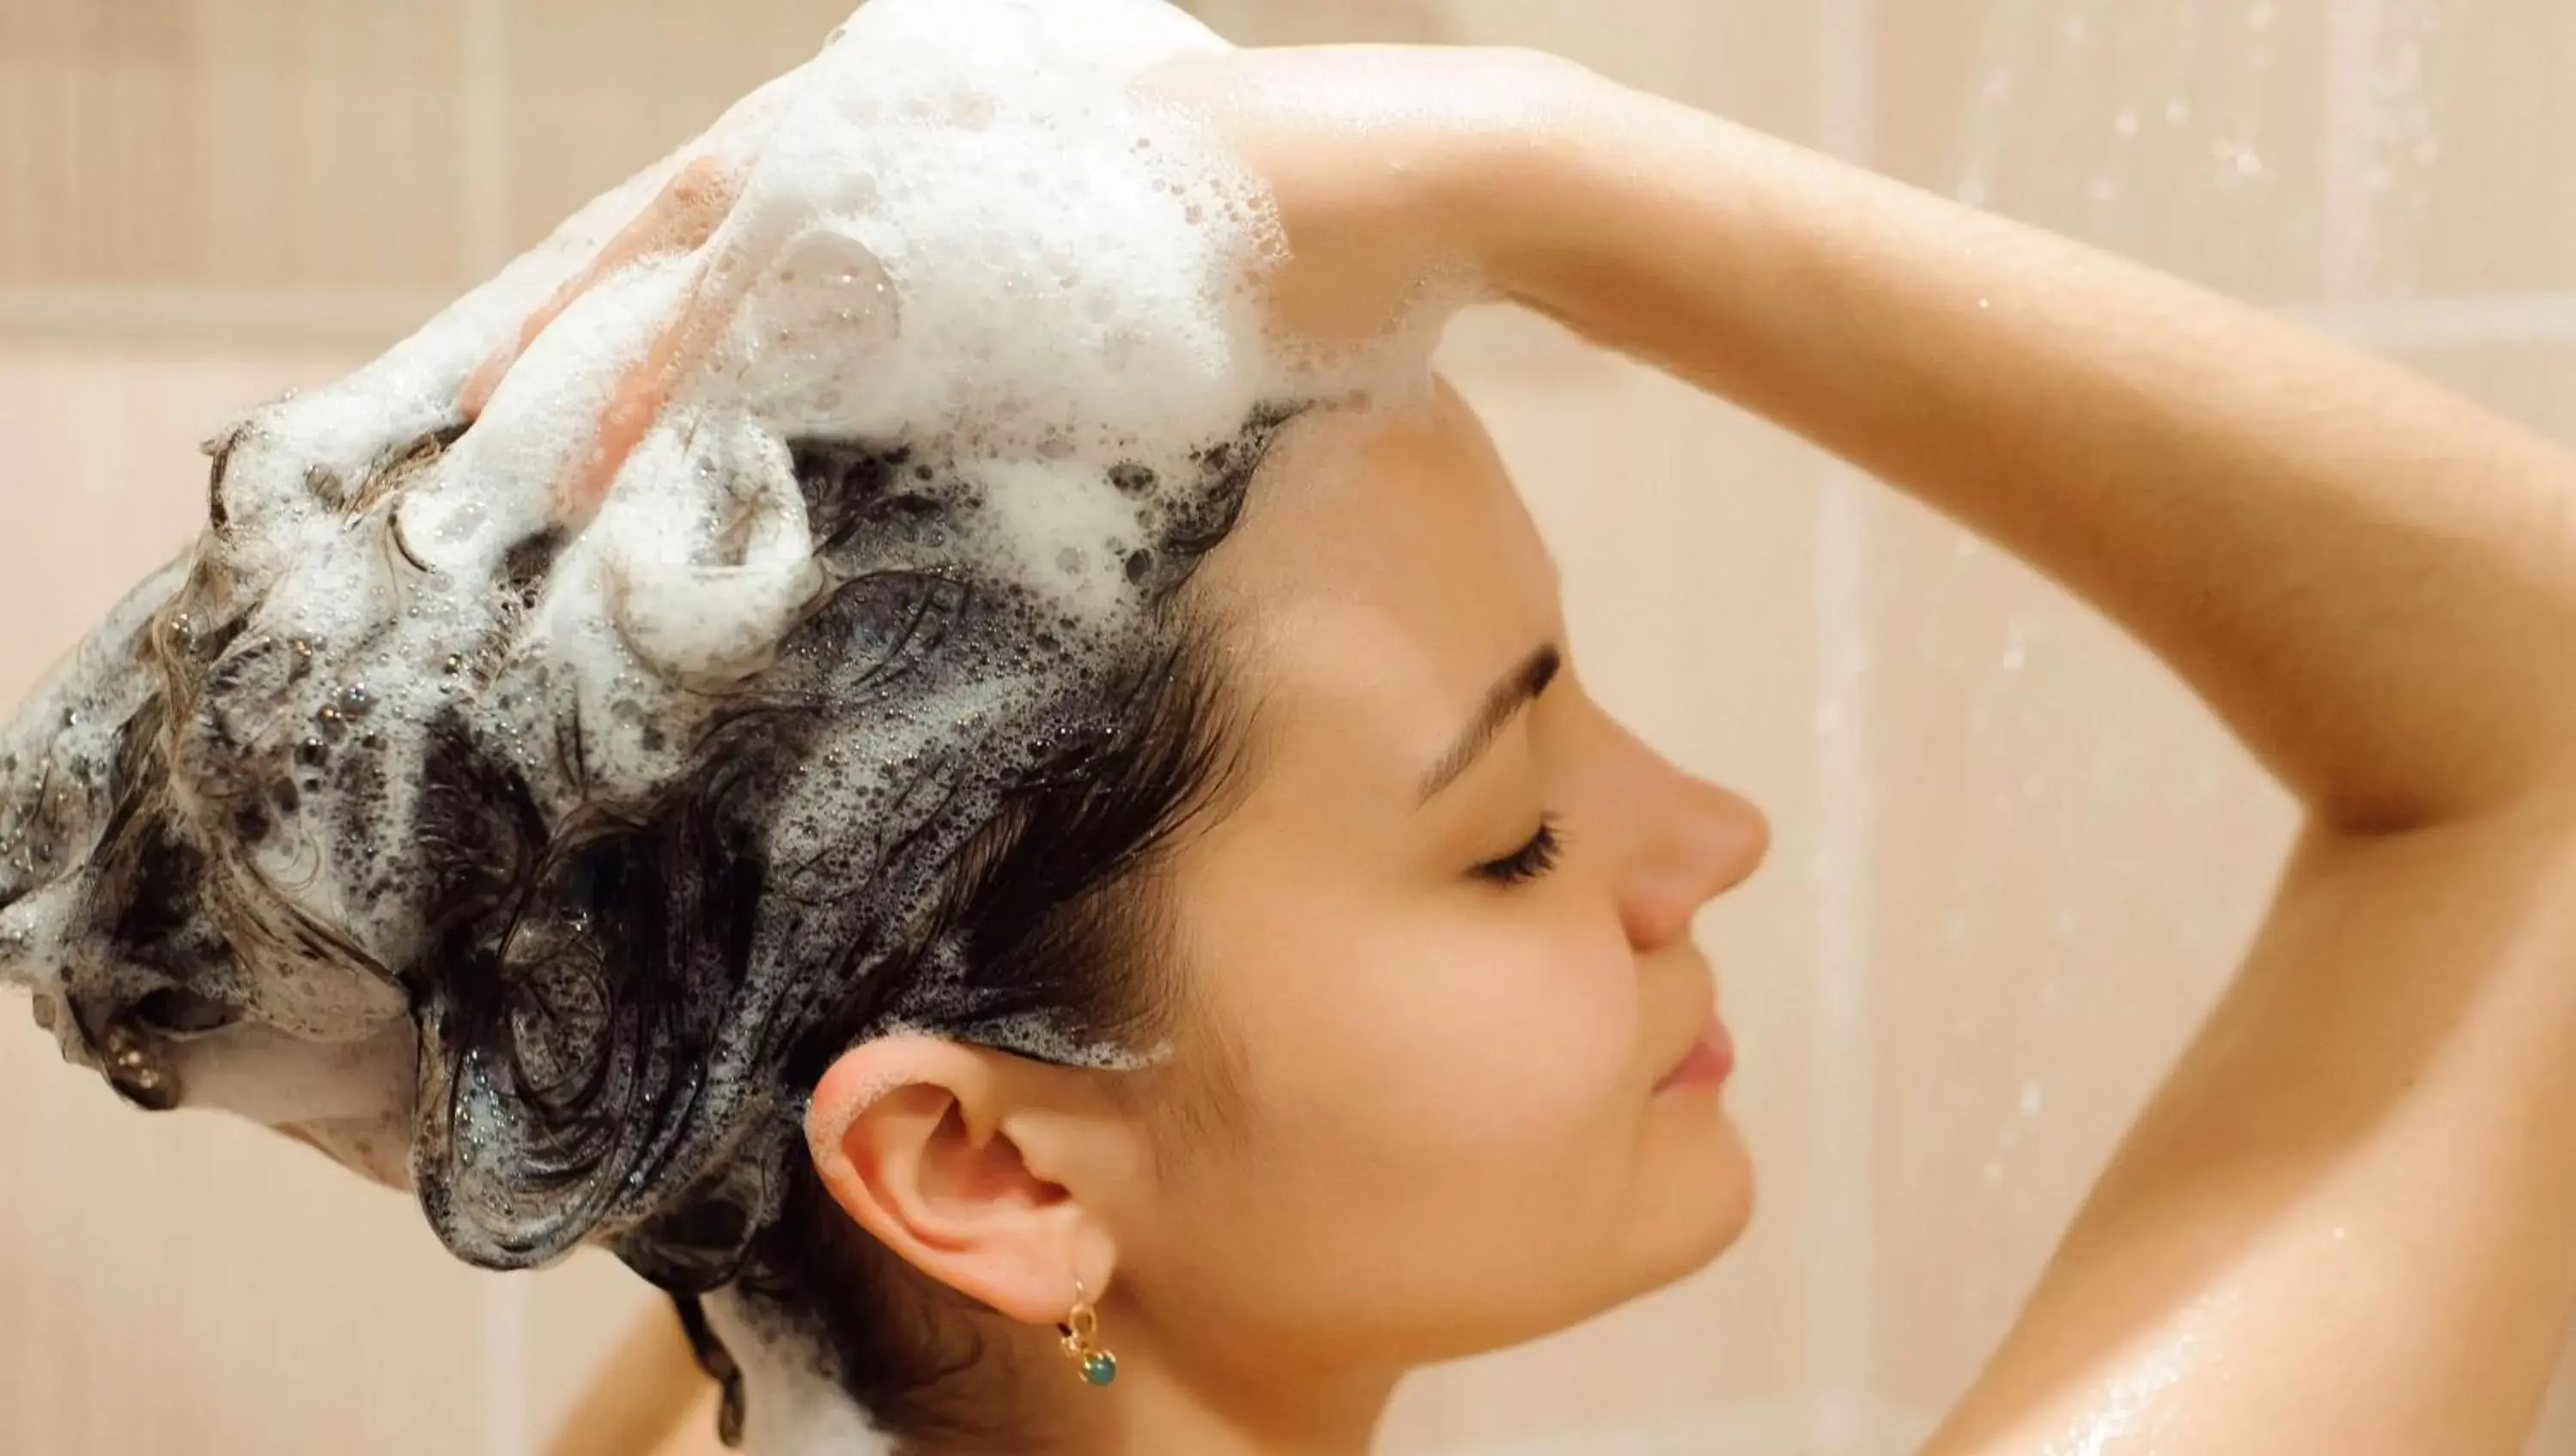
[802,1034,1121,1330]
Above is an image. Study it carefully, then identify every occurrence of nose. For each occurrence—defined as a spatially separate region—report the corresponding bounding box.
[1618,749,1771,953]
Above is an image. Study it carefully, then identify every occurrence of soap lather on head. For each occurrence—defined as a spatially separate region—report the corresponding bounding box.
[0,0,1398,1319]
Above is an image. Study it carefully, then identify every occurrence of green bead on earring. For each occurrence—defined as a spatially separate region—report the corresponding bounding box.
[1059,1280,1119,1389]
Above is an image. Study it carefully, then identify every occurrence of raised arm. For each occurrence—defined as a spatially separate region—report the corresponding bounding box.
[1468,69,2576,836]
[1157,44,2576,1455]
[1485,58,2576,1454]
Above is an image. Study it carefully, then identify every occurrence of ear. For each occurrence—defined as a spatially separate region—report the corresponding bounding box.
[803,1034,1134,1327]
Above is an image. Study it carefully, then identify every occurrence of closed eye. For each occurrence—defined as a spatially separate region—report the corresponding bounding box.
[1471,817,1562,886]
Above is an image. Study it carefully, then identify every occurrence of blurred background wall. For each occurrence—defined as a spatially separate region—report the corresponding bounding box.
[3,0,2573,1451]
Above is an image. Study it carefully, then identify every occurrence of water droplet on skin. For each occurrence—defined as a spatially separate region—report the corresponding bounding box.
[2113,108,2141,138]
[2166,97,2194,126]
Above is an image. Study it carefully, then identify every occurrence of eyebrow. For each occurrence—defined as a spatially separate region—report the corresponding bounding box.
[1416,644,1562,805]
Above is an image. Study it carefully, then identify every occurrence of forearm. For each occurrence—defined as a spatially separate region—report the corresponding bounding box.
[1476,66,2576,830]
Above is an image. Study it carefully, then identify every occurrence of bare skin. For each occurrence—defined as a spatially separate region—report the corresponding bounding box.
[546,42,2576,1456]
[1444,55,2576,1454]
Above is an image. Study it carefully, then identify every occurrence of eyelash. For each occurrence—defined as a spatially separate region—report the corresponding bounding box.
[1471,817,1563,886]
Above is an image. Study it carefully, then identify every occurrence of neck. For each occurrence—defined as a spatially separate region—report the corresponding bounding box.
[705,1289,1398,1456]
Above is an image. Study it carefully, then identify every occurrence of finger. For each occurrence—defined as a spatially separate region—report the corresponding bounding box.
[557,265,740,526]
[460,155,741,421]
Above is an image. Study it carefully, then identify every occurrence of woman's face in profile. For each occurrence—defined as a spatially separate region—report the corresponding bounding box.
[1112,378,1771,1367]
[4,361,1767,1377]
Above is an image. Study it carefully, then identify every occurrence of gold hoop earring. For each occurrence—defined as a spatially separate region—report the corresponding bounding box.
[1057,1280,1118,1388]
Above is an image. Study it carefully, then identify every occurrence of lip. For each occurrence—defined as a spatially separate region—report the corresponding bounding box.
[1655,1010,1735,1093]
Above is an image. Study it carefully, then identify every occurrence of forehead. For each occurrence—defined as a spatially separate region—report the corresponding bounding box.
[1215,380,1557,644]
[1196,379,1560,789]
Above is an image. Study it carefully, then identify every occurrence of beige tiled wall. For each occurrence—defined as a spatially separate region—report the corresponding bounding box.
[0,2,468,295]
[4,2,2575,1453]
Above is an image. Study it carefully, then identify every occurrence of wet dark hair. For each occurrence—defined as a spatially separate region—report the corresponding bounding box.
[0,401,1291,1449]
[714,607,1241,1447]
[497,426,1270,1446]
[416,422,1283,1444]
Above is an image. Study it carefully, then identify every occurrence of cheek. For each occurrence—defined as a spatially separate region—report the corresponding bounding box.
[1384,913,1638,1144]
[1226,894,1643,1184]
[1150,895,1660,1360]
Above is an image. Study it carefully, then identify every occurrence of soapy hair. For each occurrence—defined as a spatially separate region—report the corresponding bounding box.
[3,410,1279,1447]
[0,0,1408,1441]
[717,585,1249,1447]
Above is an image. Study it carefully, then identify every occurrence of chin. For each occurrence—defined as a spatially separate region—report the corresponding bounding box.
[1458,1113,1758,1360]
[1631,1107,1756,1295]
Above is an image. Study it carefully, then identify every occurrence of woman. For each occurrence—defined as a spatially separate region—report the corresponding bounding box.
[555,37,2576,1456]
[8,9,2576,1455]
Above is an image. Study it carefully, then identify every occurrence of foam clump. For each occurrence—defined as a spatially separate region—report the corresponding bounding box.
[0,0,1435,1284]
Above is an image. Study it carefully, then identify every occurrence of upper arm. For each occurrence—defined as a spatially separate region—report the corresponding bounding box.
[1928,794,2576,1455]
